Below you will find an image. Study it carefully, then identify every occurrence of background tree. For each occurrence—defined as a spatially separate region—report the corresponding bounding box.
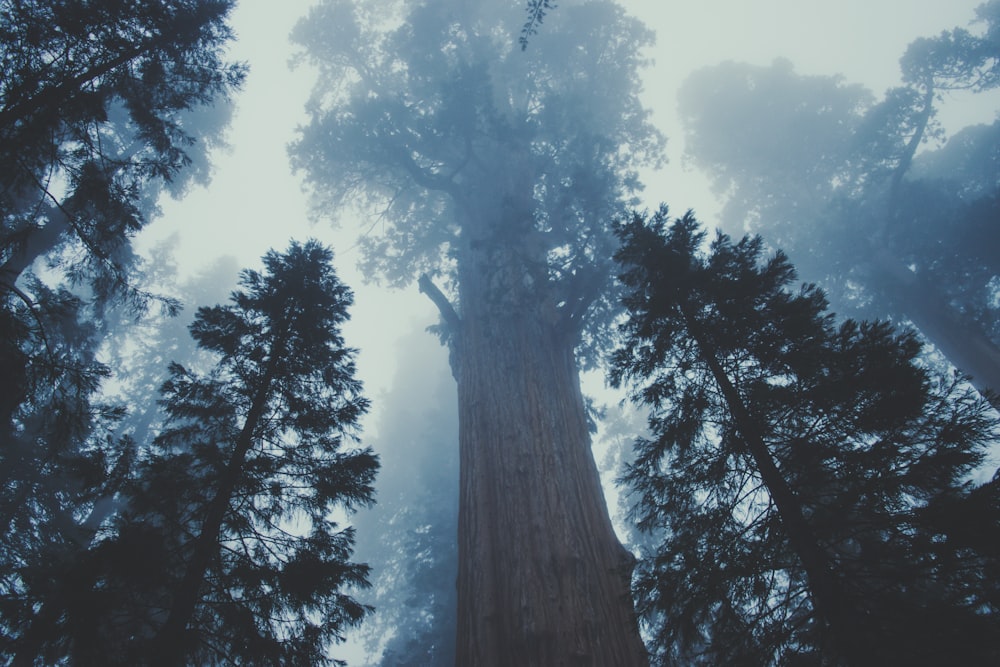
[76,248,244,535]
[677,1,1000,402]
[11,240,379,666]
[1,0,245,404]
[290,0,663,662]
[349,327,459,666]
[611,207,1000,666]
[0,2,245,649]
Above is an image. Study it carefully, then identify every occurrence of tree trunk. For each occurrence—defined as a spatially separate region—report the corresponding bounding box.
[152,355,280,666]
[682,307,854,657]
[450,245,647,666]
[868,86,1000,407]
[866,249,1000,407]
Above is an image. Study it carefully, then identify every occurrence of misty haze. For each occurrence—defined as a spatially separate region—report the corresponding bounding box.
[1,0,999,665]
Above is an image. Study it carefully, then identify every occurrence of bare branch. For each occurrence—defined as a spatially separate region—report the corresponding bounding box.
[418,273,461,333]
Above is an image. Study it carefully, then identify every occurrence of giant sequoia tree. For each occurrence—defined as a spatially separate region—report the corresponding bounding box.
[677,1,1000,402]
[291,0,663,663]
[611,208,1000,665]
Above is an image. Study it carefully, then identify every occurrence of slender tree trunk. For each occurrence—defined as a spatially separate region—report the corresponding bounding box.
[450,243,647,666]
[681,307,860,664]
[870,82,1000,406]
[151,356,280,666]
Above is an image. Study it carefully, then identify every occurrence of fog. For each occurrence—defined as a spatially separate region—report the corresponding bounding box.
[278,1,997,663]
[141,0,1000,662]
[2,0,998,664]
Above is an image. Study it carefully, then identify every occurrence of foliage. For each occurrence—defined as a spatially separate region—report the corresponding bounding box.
[679,58,873,231]
[520,0,557,50]
[100,246,244,455]
[0,0,245,493]
[0,3,243,656]
[290,0,663,366]
[611,207,1000,666]
[348,329,459,667]
[0,0,245,304]
[8,241,378,666]
[0,0,244,579]
[676,4,1000,389]
[900,0,1000,91]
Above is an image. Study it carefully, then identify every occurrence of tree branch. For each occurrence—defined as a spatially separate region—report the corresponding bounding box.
[394,146,462,201]
[418,273,461,333]
[520,0,557,51]
[557,262,609,335]
[890,84,936,202]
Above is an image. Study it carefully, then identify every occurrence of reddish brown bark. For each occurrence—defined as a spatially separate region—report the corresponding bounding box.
[447,237,648,666]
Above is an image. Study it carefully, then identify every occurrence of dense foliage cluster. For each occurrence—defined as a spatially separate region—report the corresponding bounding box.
[612,207,1000,666]
[1,2,247,660]
[291,0,663,365]
[8,241,378,666]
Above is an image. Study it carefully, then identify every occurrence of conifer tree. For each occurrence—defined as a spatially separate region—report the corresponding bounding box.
[11,241,378,666]
[291,0,661,662]
[1,0,245,418]
[611,207,1000,666]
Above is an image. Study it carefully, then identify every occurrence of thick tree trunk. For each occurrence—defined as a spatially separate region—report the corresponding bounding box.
[450,249,647,665]
[866,249,1000,407]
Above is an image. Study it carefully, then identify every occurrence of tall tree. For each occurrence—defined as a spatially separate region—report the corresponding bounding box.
[13,240,379,666]
[677,2,1000,402]
[291,0,663,663]
[611,207,1000,665]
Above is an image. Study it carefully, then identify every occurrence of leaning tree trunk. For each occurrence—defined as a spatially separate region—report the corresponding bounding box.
[152,351,281,666]
[865,248,1000,408]
[680,305,860,662]
[447,239,648,666]
[869,86,1000,406]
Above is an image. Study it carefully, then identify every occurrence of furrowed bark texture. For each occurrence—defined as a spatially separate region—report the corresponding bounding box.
[450,238,648,666]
